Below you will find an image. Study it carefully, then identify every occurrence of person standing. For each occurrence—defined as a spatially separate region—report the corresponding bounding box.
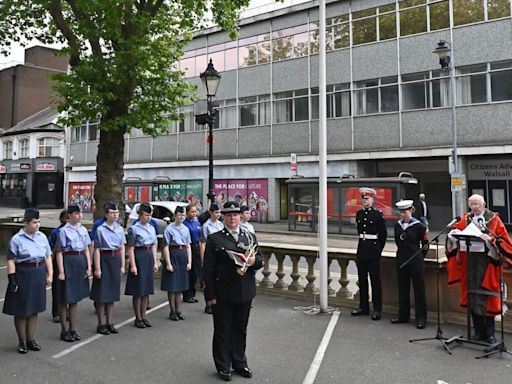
[391,200,427,329]
[446,194,512,343]
[161,206,191,320]
[203,202,264,381]
[90,202,126,335]
[183,204,202,303]
[200,203,224,314]
[351,187,387,321]
[240,205,255,234]
[125,203,158,328]
[55,204,92,342]
[3,208,53,354]
[414,193,430,228]
[48,209,67,323]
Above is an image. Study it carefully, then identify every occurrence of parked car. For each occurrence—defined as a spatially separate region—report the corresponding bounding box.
[126,201,189,234]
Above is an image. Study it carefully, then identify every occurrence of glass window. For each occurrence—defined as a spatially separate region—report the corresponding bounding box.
[310,28,319,55]
[3,141,13,159]
[294,96,309,121]
[311,94,319,120]
[352,16,377,45]
[37,137,60,157]
[333,23,349,49]
[456,73,487,104]
[379,12,397,40]
[239,45,257,67]
[240,104,257,126]
[334,90,351,117]
[180,57,195,78]
[399,0,426,8]
[259,97,271,125]
[487,0,511,20]
[273,98,293,123]
[491,60,512,70]
[89,121,99,141]
[402,80,430,110]
[381,85,399,112]
[71,126,81,143]
[294,32,309,58]
[453,0,484,26]
[272,36,293,61]
[208,51,224,72]
[429,0,450,31]
[400,5,427,36]
[225,48,238,71]
[432,77,452,107]
[354,80,379,115]
[258,40,271,64]
[491,69,512,101]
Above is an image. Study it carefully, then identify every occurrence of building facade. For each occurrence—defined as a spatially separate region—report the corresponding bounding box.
[66,0,512,227]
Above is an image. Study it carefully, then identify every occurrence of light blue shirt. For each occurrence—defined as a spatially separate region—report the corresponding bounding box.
[127,221,157,247]
[8,229,51,263]
[240,222,255,234]
[58,223,91,252]
[201,219,224,242]
[94,222,127,250]
[164,223,191,246]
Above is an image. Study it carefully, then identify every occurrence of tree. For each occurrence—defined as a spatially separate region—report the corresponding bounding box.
[0,0,250,218]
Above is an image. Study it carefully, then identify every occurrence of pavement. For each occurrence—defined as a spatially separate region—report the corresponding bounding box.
[1,208,511,383]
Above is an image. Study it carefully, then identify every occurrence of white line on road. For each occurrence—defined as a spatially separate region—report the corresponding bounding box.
[302,310,340,384]
[52,300,169,359]
[0,266,7,270]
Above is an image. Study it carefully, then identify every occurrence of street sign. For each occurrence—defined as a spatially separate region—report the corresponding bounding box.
[451,173,463,192]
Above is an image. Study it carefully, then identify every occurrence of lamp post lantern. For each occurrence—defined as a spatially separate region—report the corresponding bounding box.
[200,59,221,208]
[433,39,460,217]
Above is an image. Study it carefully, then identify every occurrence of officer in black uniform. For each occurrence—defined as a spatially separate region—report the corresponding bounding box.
[351,187,387,320]
[203,202,264,382]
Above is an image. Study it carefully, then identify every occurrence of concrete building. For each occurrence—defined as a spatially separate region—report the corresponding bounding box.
[66,0,512,228]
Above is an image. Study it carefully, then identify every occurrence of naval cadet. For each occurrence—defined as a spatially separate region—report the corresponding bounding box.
[203,202,264,382]
[55,204,92,342]
[3,208,53,354]
[90,202,126,335]
[351,187,387,320]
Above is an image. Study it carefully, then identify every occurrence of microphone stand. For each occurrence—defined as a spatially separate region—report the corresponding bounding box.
[475,225,512,359]
[406,224,461,354]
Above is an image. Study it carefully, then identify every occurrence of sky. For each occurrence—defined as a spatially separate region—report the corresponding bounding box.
[0,0,311,66]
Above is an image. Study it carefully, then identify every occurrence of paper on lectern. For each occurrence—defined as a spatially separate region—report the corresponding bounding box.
[450,222,485,253]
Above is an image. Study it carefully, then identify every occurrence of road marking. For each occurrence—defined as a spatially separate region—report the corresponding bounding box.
[302,310,340,384]
[52,300,169,359]
[0,266,7,270]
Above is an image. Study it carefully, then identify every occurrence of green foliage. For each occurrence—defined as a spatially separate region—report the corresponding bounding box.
[0,0,251,135]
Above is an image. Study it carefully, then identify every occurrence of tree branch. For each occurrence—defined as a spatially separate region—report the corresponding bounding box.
[49,0,81,67]
[65,0,104,61]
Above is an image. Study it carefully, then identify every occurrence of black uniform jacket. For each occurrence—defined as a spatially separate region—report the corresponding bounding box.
[394,218,426,265]
[203,228,264,304]
[356,207,387,260]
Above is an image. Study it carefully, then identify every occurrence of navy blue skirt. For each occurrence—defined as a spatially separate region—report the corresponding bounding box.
[3,264,47,317]
[57,254,90,304]
[161,247,189,293]
[90,253,121,303]
[125,248,154,296]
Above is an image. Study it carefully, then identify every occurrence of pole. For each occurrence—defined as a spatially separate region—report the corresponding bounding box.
[207,96,216,208]
[318,0,328,313]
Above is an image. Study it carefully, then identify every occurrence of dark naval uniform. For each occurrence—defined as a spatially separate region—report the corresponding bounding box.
[203,226,264,378]
[355,206,387,316]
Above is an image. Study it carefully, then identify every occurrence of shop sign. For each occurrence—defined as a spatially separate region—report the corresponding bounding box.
[0,165,6,174]
[467,159,512,180]
[10,163,31,172]
[37,163,56,171]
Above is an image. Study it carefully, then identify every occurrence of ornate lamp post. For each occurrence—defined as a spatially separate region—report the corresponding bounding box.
[200,59,221,208]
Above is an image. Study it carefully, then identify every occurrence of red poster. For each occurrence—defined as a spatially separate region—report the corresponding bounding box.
[247,179,268,220]
[125,186,136,202]
[139,186,151,203]
[213,179,228,206]
[227,179,247,205]
[343,187,393,217]
[68,182,96,213]
[327,188,334,215]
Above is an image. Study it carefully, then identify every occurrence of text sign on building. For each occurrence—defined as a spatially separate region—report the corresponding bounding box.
[36,163,56,171]
[451,173,463,192]
[467,159,512,180]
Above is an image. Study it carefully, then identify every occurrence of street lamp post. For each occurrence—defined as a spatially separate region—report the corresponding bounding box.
[200,59,221,208]
[433,40,460,217]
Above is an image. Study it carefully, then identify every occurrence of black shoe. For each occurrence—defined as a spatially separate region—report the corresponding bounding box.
[416,319,426,329]
[205,306,213,315]
[146,304,151,310]
[18,341,28,354]
[234,366,253,378]
[97,325,110,335]
[26,339,41,351]
[391,317,409,324]
[60,331,74,342]
[371,311,381,321]
[217,370,232,381]
[351,308,369,316]
[108,324,119,334]
[52,315,60,323]
[141,318,152,328]
[193,297,199,303]
[486,335,497,344]
[69,330,81,341]
[134,319,146,328]
[176,312,185,320]
[183,297,196,303]
[169,312,179,321]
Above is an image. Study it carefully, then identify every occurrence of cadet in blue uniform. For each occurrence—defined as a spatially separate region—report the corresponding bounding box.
[49,210,67,323]
[162,206,191,320]
[240,205,255,234]
[3,208,53,354]
[203,202,264,381]
[392,200,427,329]
[351,187,387,321]
[182,204,201,303]
[90,202,126,334]
[125,203,158,328]
[55,204,92,342]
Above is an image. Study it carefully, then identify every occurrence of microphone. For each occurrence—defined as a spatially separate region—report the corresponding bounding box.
[446,216,461,228]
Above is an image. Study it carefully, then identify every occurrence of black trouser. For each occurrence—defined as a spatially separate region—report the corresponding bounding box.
[356,258,382,312]
[472,312,495,339]
[51,256,59,318]
[212,300,252,373]
[183,244,201,300]
[396,261,427,322]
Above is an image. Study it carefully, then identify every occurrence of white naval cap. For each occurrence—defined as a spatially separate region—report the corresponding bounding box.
[359,187,376,198]
[395,199,414,210]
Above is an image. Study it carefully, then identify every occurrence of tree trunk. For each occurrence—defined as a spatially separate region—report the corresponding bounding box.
[94,128,126,220]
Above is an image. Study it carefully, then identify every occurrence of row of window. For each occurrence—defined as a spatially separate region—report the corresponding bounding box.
[1,137,61,160]
[180,0,511,77]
